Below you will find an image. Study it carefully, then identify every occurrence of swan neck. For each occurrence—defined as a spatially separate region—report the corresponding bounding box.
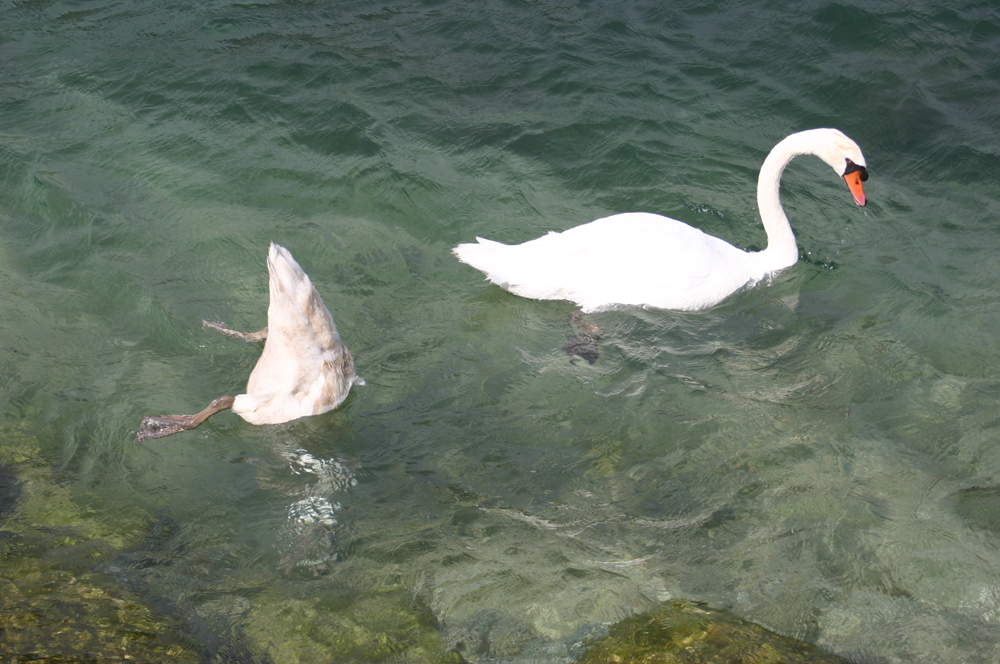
[756,135,807,270]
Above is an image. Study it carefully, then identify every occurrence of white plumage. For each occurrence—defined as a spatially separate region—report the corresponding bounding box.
[454,128,868,312]
[136,243,362,440]
[234,243,363,424]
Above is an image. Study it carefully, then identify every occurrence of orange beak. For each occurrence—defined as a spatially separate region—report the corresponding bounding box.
[843,171,866,207]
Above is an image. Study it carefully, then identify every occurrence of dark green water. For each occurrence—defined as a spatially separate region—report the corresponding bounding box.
[2,0,1000,661]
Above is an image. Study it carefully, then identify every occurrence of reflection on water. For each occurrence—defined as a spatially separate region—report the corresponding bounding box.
[276,447,356,574]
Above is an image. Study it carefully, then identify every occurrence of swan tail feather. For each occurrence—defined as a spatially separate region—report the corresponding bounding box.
[452,237,517,288]
[266,243,341,342]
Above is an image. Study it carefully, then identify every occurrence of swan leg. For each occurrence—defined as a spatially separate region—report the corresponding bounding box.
[202,318,268,343]
[562,310,604,364]
[135,395,236,441]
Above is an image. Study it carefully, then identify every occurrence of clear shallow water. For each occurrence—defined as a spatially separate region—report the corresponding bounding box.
[3,0,1000,661]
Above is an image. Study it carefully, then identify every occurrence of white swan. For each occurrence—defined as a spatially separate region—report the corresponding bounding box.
[136,243,363,441]
[453,128,868,312]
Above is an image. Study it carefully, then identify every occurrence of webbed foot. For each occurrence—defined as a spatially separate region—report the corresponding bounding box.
[562,310,604,364]
[134,396,236,442]
[135,414,199,441]
[202,318,268,343]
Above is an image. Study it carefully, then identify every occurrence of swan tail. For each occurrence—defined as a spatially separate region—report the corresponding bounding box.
[266,243,343,348]
[454,234,587,304]
[268,243,313,308]
[452,237,518,288]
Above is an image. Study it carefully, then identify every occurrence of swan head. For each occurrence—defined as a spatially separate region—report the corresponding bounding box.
[808,128,868,207]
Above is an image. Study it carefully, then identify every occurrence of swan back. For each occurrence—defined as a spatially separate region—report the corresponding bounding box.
[456,213,771,312]
[234,243,361,425]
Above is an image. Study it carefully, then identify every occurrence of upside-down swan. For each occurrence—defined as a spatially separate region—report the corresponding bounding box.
[135,243,363,441]
[453,128,869,313]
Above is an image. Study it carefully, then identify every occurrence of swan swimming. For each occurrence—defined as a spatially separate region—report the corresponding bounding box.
[453,128,868,312]
[136,243,362,441]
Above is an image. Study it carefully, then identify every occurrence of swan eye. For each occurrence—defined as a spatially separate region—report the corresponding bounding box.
[844,159,868,182]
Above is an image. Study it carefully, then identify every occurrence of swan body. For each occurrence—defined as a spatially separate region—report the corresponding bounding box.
[136,243,362,440]
[453,128,868,312]
[233,242,362,425]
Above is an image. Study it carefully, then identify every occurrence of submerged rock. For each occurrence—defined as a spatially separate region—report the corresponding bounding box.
[576,599,855,664]
[0,565,202,663]
[0,430,201,663]
[0,464,21,519]
[244,584,456,664]
[946,485,1000,533]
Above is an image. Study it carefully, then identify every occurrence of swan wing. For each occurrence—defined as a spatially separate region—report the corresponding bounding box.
[455,213,760,311]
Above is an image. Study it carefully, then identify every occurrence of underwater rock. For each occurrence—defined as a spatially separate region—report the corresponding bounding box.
[576,599,855,664]
[0,567,202,663]
[945,485,1000,533]
[445,608,537,661]
[244,585,455,664]
[0,432,201,662]
[0,464,21,519]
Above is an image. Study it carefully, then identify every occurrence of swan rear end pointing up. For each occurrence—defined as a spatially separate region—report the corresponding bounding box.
[453,128,868,312]
[135,243,362,441]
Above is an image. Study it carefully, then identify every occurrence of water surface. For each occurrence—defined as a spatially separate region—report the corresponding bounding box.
[3,1,1000,662]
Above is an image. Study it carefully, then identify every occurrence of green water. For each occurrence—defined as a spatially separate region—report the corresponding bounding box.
[3,0,1000,661]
